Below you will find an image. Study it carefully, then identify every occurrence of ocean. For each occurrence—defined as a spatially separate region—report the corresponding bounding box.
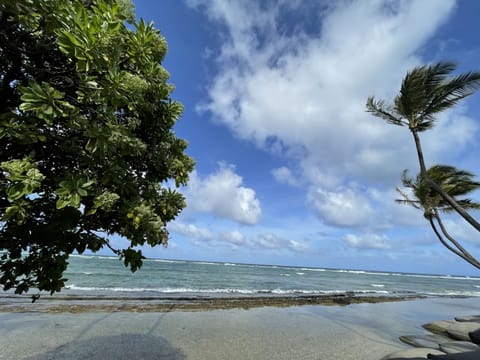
[59,255,480,298]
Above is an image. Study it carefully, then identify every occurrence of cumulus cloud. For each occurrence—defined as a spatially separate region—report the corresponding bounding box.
[185,163,261,224]
[271,166,300,186]
[220,230,247,246]
[308,187,374,227]
[288,239,310,253]
[422,111,480,165]
[253,233,309,252]
[169,221,213,241]
[255,233,285,249]
[188,0,473,230]
[343,233,392,250]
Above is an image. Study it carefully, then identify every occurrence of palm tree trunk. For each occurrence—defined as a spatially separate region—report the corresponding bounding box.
[433,210,480,268]
[429,216,464,258]
[411,130,480,232]
[428,216,480,270]
[411,129,428,174]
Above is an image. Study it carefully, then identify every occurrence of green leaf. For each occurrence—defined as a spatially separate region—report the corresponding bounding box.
[56,199,71,209]
[77,188,88,197]
[71,193,81,207]
[122,248,145,272]
[4,206,19,219]
[7,183,26,201]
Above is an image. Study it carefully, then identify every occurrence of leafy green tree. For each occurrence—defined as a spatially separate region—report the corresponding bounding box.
[0,0,195,295]
[367,62,480,269]
[397,166,480,269]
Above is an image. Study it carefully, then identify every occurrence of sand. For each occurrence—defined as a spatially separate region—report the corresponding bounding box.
[0,297,478,360]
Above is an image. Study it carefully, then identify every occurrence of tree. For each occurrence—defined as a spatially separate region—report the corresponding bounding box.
[397,165,480,269]
[0,0,195,295]
[366,62,480,268]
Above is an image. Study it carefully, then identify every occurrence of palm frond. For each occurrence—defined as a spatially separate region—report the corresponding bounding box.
[366,97,406,126]
[439,199,480,213]
[422,62,457,91]
[417,70,480,130]
[400,164,480,213]
[395,62,457,120]
[387,62,480,132]
[400,169,415,188]
[395,185,421,209]
[428,165,480,196]
[395,198,421,209]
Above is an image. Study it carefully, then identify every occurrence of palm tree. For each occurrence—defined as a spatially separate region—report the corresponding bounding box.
[367,62,480,232]
[397,165,480,269]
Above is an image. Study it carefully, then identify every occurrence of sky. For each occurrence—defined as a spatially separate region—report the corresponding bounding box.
[107,0,480,276]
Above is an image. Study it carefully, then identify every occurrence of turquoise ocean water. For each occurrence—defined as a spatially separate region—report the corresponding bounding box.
[59,255,480,298]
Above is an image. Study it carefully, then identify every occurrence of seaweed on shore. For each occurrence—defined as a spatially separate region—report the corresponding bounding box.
[0,293,425,313]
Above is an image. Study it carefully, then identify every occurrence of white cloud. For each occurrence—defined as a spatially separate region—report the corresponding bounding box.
[343,233,392,250]
[220,230,247,246]
[422,111,480,165]
[271,166,300,186]
[253,233,309,252]
[255,233,285,249]
[308,187,374,227]
[190,0,472,231]
[169,221,213,241]
[288,239,310,253]
[185,163,262,224]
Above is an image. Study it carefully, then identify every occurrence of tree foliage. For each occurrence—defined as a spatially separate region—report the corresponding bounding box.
[367,62,480,270]
[396,166,480,269]
[0,0,195,294]
[397,166,480,215]
[367,62,480,133]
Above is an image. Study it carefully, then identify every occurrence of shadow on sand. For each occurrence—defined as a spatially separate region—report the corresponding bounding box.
[24,333,186,360]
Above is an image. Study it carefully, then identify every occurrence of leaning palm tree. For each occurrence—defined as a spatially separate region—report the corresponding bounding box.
[397,165,480,269]
[367,62,480,233]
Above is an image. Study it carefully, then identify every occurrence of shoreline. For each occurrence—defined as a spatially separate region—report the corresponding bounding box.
[0,292,434,313]
[1,297,479,360]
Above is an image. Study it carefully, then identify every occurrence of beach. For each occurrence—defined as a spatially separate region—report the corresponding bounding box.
[1,297,479,360]
[1,256,480,359]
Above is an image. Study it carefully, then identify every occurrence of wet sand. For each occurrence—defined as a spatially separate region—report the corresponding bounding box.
[0,297,478,360]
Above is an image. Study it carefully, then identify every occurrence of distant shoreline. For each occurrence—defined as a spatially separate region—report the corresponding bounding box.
[0,293,432,313]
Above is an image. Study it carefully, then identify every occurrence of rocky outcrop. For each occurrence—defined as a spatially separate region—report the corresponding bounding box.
[381,316,480,359]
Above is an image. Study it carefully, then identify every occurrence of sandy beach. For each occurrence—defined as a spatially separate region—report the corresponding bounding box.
[0,297,478,360]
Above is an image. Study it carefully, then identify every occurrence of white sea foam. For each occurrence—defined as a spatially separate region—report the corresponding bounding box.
[299,267,327,272]
[150,259,185,264]
[65,285,393,296]
[195,261,222,266]
[71,254,117,260]
[323,268,480,281]
[425,291,480,297]
[371,284,385,288]
[337,270,367,274]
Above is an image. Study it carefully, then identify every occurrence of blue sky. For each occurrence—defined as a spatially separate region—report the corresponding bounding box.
[109,0,480,275]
